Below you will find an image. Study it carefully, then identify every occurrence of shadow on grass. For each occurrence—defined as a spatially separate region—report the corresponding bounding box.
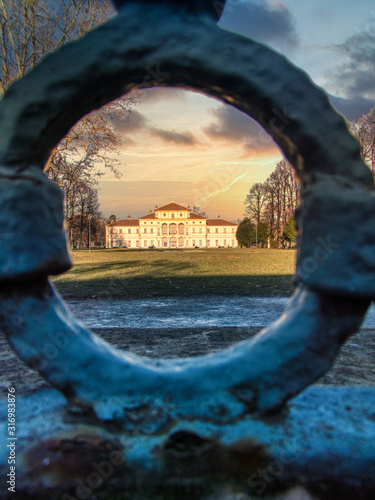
[54,274,296,299]
[69,259,198,275]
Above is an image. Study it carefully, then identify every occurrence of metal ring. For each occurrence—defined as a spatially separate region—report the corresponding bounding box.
[0,1,371,422]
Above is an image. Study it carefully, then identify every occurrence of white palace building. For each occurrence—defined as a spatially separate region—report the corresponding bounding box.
[106,202,238,249]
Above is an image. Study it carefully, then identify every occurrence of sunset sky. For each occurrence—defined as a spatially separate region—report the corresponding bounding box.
[98,0,375,221]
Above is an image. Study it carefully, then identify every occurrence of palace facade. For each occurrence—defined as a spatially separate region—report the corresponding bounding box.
[106,202,238,249]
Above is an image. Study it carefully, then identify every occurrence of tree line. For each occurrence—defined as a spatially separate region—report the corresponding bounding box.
[0,0,139,249]
[239,106,375,248]
[238,159,300,248]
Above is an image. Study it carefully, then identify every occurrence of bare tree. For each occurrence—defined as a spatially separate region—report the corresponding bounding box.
[263,160,299,244]
[245,160,300,246]
[1,0,140,248]
[350,107,375,175]
[245,182,267,224]
[0,0,115,95]
[66,184,103,249]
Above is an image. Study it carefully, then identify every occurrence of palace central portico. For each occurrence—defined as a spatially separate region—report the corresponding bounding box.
[106,202,238,249]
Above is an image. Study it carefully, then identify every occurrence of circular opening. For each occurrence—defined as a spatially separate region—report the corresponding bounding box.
[49,88,299,360]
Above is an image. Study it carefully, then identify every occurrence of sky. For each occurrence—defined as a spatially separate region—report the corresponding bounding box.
[98,0,375,222]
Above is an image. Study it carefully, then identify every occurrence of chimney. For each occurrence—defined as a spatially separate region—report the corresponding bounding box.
[149,209,152,213]
[127,215,131,219]
[218,215,221,219]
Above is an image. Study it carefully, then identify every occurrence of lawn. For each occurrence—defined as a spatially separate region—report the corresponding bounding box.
[52,248,297,299]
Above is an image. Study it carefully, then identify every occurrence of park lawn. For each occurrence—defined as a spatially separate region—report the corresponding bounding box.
[52,248,297,299]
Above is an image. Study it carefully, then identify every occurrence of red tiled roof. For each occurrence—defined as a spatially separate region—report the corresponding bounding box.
[107,219,139,226]
[190,213,206,220]
[139,213,156,219]
[207,219,237,226]
[156,202,190,211]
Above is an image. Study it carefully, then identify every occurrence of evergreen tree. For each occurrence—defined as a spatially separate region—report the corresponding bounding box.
[236,218,254,247]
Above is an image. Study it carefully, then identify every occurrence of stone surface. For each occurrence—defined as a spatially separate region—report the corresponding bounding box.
[1,326,375,397]
[1,324,374,498]
[296,176,375,298]
[0,385,374,499]
[0,166,71,280]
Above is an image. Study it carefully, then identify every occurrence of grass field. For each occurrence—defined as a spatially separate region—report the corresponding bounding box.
[52,248,297,299]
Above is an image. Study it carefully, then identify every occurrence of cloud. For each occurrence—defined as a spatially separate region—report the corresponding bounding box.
[329,94,375,121]
[205,104,274,151]
[113,109,199,146]
[330,31,375,100]
[113,110,148,133]
[150,127,198,145]
[220,0,298,49]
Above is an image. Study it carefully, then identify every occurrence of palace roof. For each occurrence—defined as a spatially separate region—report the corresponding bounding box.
[109,219,139,226]
[156,202,190,211]
[207,219,237,226]
[139,213,156,219]
[190,213,206,220]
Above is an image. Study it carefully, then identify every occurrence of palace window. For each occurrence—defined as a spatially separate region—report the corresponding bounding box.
[207,228,210,233]
[128,229,131,234]
[144,228,147,233]
[171,213,175,219]
[178,223,184,235]
[223,228,227,233]
[216,240,219,246]
[119,229,122,233]
[162,224,168,235]
[215,228,218,233]
[169,223,177,235]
